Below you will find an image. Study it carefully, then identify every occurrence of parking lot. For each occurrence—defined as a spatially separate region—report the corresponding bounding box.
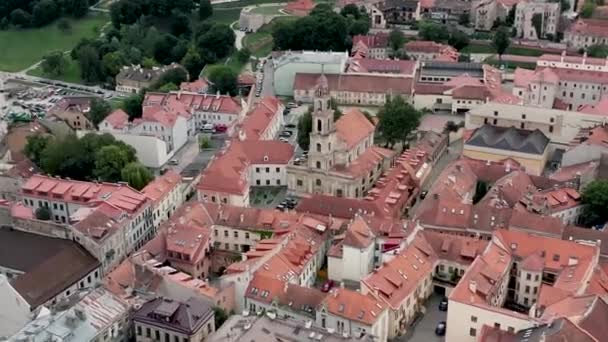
[399,294,447,342]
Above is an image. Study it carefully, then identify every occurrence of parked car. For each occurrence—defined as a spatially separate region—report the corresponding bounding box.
[285,123,296,129]
[435,321,447,336]
[420,190,428,199]
[287,102,297,108]
[279,137,290,143]
[439,297,448,311]
[168,159,179,165]
[321,280,334,292]
[275,204,285,211]
[280,130,293,137]
[214,124,228,133]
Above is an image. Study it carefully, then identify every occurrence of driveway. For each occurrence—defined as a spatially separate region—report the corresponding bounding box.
[397,295,447,342]
[261,59,275,97]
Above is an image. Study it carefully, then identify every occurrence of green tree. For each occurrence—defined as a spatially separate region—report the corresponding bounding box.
[458,13,470,26]
[340,4,362,18]
[102,51,126,77]
[170,12,192,38]
[196,24,235,63]
[236,48,251,64]
[214,307,230,329]
[418,21,449,42]
[389,29,405,57]
[377,96,421,148]
[448,29,470,50]
[32,0,59,27]
[297,111,312,150]
[581,180,608,227]
[121,162,153,190]
[142,57,158,69]
[581,1,596,18]
[77,45,104,83]
[41,51,68,77]
[587,44,608,58]
[57,18,71,32]
[122,93,145,120]
[492,26,511,65]
[207,65,238,96]
[94,145,133,182]
[35,207,51,221]
[40,135,89,179]
[199,0,213,20]
[65,0,89,18]
[506,5,516,25]
[153,67,189,90]
[154,34,179,65]
[24,134,51,165]
[88,98,112,128]
[10,9,32,28]
[199,135,212,149]
[181,50,205,81]
[158,83,178,92]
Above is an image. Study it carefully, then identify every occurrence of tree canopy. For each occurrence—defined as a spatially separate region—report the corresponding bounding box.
[26,133,140,182]
[88,98,113,128]
[377,96,421,148]
[492,26,511,63]
[1,0,88,28]
[587,44,608,58]
[207,65,238,96]
[297,110,313,151]
[388,29,405,57]
[199,0,213,20]
[121,162,154,190]
[581,180,608,227]
[41,51,67,77]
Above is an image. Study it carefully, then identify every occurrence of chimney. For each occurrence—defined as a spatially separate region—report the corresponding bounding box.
[284,282,288,293]
[216,91,220,99]
[583,52,587,65]
[561,50,566,63]
[505,162,511,173]
[240,213,244,223]
[469,280,477,294]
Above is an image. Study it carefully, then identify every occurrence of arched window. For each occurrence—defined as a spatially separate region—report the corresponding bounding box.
[316,161,321,169]
[316,143,321,152]
[316,179,322,186]
[317,119,322,132]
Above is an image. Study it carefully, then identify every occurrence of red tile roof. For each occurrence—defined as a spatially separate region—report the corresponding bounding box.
[197,139,293,195]
[347,58,417,75]
[423,231,488,265]
[539,53,608,67]
[352,33,389,49]
[246,273,326,312]
[294,73,414,97]
[322,288,387,326]
[179,79,209,93]
[284,0,316,13]
[104,109,129,129]
[153,91,242,116]
[238,96,282,140]
[343,216,375,249]
[579,97,608,116]
[567,18,608,37]
[335,108,375,149]
[22,175,149,214]
[142,169,181,204]
[405,40,458,61]
[362,232,437,309]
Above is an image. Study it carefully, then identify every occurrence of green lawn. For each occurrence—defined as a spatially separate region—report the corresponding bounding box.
[208,8,243,25]
[27,57,83,84]
[243,16,296,57]
[461,43,544,57]
[0,13,109,72]
[214,0,287,9]
[250,5,285,15]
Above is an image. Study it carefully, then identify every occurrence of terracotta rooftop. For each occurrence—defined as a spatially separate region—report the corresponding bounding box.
[179,79,209,93]
[142,169,181,204]
[322,287,387,326]
[567,18,608,37]
[538,53,608,67]
[347,58,417,76]
[578,96,608,116]
[197,139,293,195]
[343,216,375,249]
[22,174,149,214]
[238,96,282,140]
[352,33,389,50]
[294,73,414,97]
[362,232,437,309]
[246,273,326,315]
[103,109,129,129]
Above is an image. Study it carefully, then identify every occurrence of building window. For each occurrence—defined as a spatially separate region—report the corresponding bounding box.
[146,328,151,338]
[245,233,250,239]
[493,111,498,116]
[137,326,142,336]
[234,231,238,238]
[493,119,497,125]
[316,143,321,152]
[471,316,477,323]
[494,323,501,329]
[256,167,260,173]
[297,179,303,186]
[520,122,524,129]
[526,273,531,280]
[336,189,343,197]
[508,327,515,333]
[266,167,270,173]
[316,161,321,169]
[224,230,228,237]
[275,167,280,172]
[256,180,261,185]
[470,328,477,337]
[316,179,322,186]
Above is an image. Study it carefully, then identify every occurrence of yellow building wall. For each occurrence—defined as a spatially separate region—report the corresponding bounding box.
[462,148,547,176]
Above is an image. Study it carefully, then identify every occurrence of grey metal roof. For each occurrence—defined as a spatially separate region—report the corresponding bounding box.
[466,125,550,155]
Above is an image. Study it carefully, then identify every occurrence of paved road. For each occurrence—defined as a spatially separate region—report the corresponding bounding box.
[398,295,447,342]
[261,59,275,97]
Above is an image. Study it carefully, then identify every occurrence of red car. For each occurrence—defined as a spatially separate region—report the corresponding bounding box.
[214,124,228,133]
[321,280,334,292]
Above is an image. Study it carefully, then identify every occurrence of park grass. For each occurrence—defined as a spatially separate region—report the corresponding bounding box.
[27,57,84,84]
[214,0,288,9]
[208,8,243,25]
[0,13,109,72]
[461,43,545,57]
[250,5,285,15]
[243,16,296,57]
[483,57,536,70]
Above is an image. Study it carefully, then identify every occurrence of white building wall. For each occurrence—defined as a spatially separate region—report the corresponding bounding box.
[250,164,288,186]
[109,133,172,168]
[0,275,30,337]
[317,308,389,342]
[327,256,343,282]
[342,244,374,283]
[446,300,536,342]
[551,206,582,225]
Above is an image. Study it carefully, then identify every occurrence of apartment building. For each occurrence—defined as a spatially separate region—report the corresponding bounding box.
[404,41,459,62]
[512,53,608,110]
[317,287,390,342]
[351,33,390,59]
[513,0,560,40]
[48,96,95,130]
[446,230,600,341]
[564,18,608,49]
[21,174,153,256]
[133,297,215,342]
[142,169,184,229]
[115,63,186,94]
[466,102,608,148]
